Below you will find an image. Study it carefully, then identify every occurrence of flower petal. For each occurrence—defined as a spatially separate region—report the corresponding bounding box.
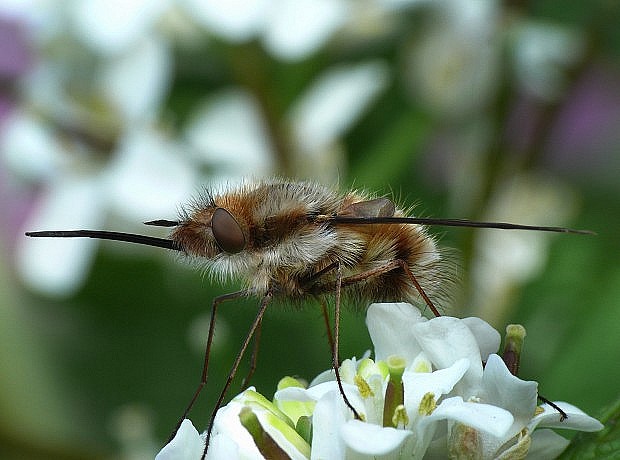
[461,316,501,360]
[274,386,317,425]
[289,61,389,153]
[1,110,63,181]
[183,0,268,42]
[99,36,172,122]
[156,419,205,460]
[366,303,426,365]
[425,397,514,438]
[525,429,570,460]
[185,89,275,179]
[209,400,264,459]
[530,401,604,432]
[341,419,412,456]
[403,358,470,415]
[262,0,348,61]
[412,316,484,396]
[104,127,197,221]
[481,354,538,433]
[310,390,348,460]
[18,176,105,296]
[73,0,169,53]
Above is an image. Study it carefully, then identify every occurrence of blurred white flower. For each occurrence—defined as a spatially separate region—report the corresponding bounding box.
[72,0,171,54]
[184,89,275,181]
[159,303,602,459]
[1,3,195,296]
[261,0,349,61]
[185,60,389,183]
[183,0,349,61]
[289,60,389,155]
[287,60,389,181]
[403,0,500,118]
[470,174,579,323]
[511,21,584,101]
[182,0,268,42]
[98,36,171,122]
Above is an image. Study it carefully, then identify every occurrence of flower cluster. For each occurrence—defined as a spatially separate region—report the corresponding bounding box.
[157,303,602,459]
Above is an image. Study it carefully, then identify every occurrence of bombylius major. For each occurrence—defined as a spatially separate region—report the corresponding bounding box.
[25,178,593,457]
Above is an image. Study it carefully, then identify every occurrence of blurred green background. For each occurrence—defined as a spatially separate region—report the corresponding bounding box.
[1,1,619,458]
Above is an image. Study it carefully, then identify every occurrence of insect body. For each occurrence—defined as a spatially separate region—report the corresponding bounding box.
[170,180,446,312]
[25,178,592,457]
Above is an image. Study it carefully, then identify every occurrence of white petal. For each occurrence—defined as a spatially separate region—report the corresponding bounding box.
[475,354,538,456]
[274,386,317,425]
[104,128,197,222]
[309,368,337,387]
[182,0,268,42]
[403,358,470,413]
[526,429,570,460]
[426,397,514,438]
[341,419,412,456]
[72,0,169,53]
[156,419,205,460]
[404,16,499,117]
[99,36,172,122]
[479,354,538,420]
[262,0,348,61]
[253,411,311,460]
[185,89,275,178]
[289,61,389,153]
[461,316,501,360]
[530,401,604,432]
[311,390,348,460]
[512,22,584,100]
[481,354,538,433]
[366,303,426,365]
[209,400,264,459]
[18,175,105,296]
[1,110,64,181]
[412,316,484,395]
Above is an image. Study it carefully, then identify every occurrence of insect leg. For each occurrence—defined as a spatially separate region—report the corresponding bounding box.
[203,290,274,458]
[332,262,362,420]
[340,259,441,317]
[537,395,568,421]
[318,297,335,352]
[240,314,263,390]
[168,289,248,443]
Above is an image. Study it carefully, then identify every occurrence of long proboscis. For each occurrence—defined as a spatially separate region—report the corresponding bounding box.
[25,217,595,251]
[331,216,596,235]
[25,230,181,251]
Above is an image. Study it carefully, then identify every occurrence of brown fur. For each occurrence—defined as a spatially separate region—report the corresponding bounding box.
[171,178,454,311]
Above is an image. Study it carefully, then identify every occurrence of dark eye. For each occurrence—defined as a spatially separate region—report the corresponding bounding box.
[211,208,246,254]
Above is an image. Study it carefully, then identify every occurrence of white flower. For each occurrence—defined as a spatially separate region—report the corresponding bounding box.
[2,3,199,296]
[158,303,603,459]
[182,0,349,61]
[403,0,501,118]
[511,21,584,101]
[470,174,580,322]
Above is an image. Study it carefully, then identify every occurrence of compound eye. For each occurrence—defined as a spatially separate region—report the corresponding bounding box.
[211,208,246,254]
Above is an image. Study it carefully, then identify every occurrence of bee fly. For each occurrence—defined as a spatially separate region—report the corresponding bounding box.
[25,178,593,457]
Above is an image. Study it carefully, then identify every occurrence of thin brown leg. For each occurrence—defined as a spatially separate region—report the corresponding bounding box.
[340,259,441,317]
[331,263,361,419]
[319,297,335,353]
[168,290,248,443]
[203,290,274,459]
[240,314,263,390]
[537,394,568,421]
